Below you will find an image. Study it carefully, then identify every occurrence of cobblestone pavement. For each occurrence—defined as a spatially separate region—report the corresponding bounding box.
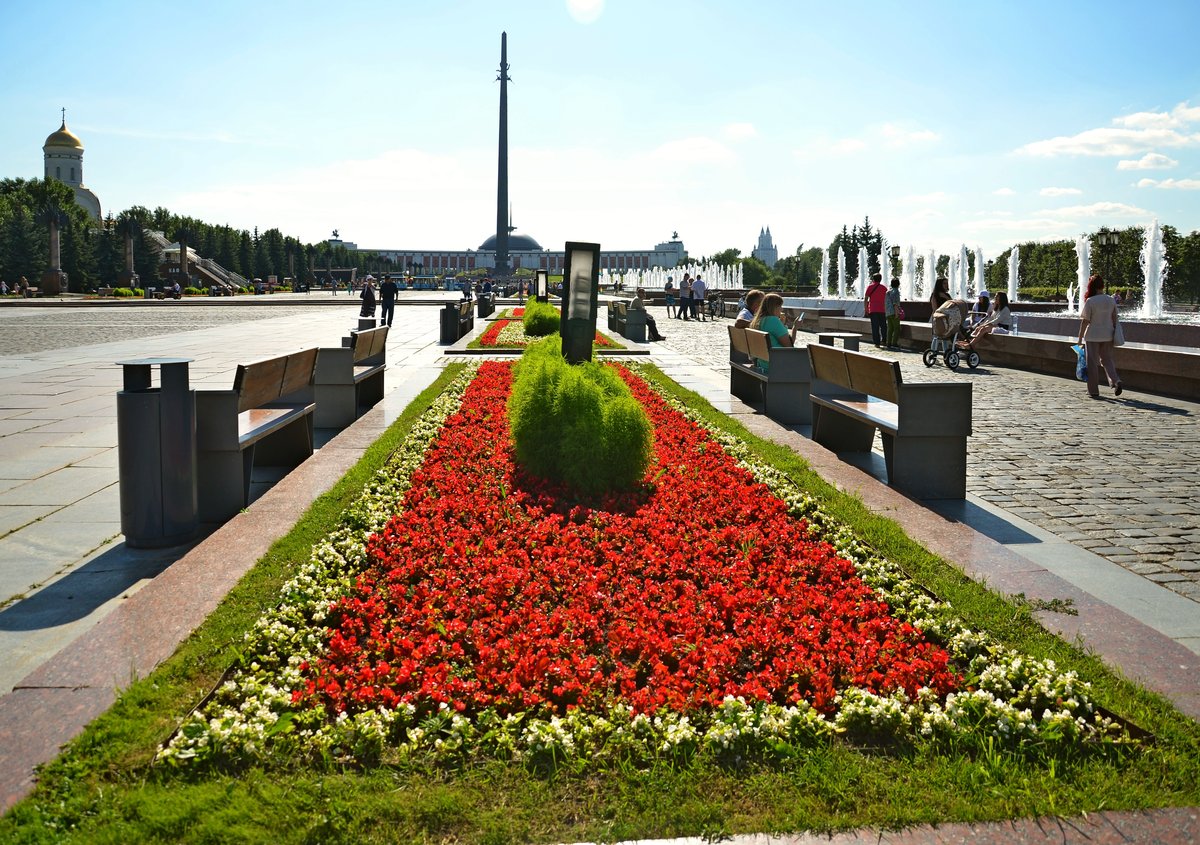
[652,308,1200,604]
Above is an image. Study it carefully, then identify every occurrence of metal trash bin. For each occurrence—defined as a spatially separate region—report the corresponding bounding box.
[440,303,463,344]
[144,287,155,299]
[476,293,495,319]
[115,357,198,548]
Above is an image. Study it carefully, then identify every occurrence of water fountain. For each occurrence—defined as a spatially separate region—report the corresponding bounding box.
[857,246,869,298]
[819,250,830,298]
[959,245,971,299]
[927,249,937,296]
[903,246,917,300]
[1140,218,1166,320]
[837,246,847,299]
[973,247,985,296]
[1007,245,1020,302]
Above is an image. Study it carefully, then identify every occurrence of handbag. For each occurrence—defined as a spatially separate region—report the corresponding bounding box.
[897,305,906,320]
[1072,345,1087,381]
[1113,321,1125,346]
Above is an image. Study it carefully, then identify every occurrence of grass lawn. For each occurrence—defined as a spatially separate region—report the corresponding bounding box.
[1,363,1197,845]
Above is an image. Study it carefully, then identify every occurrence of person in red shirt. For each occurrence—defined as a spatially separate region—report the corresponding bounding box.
[864,272,888,347]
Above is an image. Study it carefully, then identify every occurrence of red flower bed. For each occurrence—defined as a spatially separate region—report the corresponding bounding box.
[296,362,957,717]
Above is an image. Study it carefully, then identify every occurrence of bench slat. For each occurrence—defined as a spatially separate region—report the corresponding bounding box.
[745,328,771,362]
[808,343,852,386]
[728,325,751,358]
[811,395,899,431]
[238,404,312,446]
[234,356,289,411]
[845,351,902,404]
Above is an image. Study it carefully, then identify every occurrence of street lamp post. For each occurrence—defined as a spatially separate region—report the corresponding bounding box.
[889,245,900,278]
[1096,228,1120,281]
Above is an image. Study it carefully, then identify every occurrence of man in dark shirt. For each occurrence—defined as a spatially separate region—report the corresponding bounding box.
[379,276,399,327]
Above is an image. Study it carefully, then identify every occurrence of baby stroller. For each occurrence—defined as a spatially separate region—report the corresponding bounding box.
[923,299,980,370]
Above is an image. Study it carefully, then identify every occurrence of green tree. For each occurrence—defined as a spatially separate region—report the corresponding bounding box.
[741,255,770,288]
[710,247,742,267]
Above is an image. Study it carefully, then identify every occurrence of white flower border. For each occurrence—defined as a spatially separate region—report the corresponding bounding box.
[158,361,1127,769]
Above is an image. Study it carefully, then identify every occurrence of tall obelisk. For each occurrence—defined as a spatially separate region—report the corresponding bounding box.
[494,32,512,277]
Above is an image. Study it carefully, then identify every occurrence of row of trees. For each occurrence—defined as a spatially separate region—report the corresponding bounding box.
[700,216,1200,305]
[0,179,407,292]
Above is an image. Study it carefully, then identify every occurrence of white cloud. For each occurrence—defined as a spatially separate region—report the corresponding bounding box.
[722,122,758,141]
[1112,102,1200,129]
[829,137,867,154]
[1017,127,1200,157]
[1117,152,1178,170]
[881,123,940,146]
[1039,187,1082,197]
[992,187,1016,196]
[565,0,604,24]
[1042,201,1148,219]
[1135,177,1200,190]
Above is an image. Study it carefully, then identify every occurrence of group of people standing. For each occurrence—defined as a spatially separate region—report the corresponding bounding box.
[663,273,708,321]
[358,277,400,327]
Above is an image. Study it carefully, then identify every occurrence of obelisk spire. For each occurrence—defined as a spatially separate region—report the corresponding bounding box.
[494,32,512,277]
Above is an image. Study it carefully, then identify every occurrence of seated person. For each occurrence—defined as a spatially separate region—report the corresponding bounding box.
[748,292,797,371]
[968,291,1011,347]
[968,291,991,327]
[733,289,764,329]
[631,288,666,341]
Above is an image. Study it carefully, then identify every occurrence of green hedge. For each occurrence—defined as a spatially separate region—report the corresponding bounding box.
[522,300,560,336]
[508,337,652,494]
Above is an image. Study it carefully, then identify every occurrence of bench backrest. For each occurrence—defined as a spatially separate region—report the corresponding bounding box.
[808,344,901,402]
[459,300,471,318]
[745,328,772,362]
[351,326,389,363]
[728,325,751,358]
[233,348,318,412]
[616,301,628,317]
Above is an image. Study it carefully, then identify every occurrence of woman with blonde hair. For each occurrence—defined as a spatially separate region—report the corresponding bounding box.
[748,293,797,371]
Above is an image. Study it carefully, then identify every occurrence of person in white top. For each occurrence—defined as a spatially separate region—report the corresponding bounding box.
[734,290,764,328]
[1077,274,1122,399]
[967,291,1011,348]
[690,276,707,321]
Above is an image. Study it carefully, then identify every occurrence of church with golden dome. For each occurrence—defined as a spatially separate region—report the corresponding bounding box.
[43,111,101,220]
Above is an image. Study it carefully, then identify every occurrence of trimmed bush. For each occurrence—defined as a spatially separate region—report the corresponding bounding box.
[112,287,136,297]
[522,299,560,337]
[184,286,205,296]
[508,338,652,494]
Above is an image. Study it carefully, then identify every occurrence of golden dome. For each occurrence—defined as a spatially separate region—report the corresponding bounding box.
[44,120,83,150]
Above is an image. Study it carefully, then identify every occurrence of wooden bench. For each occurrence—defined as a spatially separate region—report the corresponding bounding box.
[314,326,388,428]
[816,331,861,350]
[614,301,647,342]
[97,287,115,297]
[196,348,318,522]
[807,344,971,499]
[726,326,816,424]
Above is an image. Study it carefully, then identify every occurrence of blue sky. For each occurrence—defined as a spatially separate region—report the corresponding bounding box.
[2,0,1198,263]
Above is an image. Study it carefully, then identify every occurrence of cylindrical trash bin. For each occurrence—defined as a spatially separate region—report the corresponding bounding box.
[116,358,199,548]
[440,303,461,344]
[476,293,494,319]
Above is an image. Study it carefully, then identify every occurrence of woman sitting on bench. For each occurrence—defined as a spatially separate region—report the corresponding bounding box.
[631,288,666,341]
[748,293,797,371]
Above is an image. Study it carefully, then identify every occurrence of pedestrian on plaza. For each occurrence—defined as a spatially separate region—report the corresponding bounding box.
[1077,274,1122,399]
[929,276,951,312]
[865,272,888,347]
[379,276,399,326]
[664,277,677,318]
[748,292,797,372]
[0,280,8,296]
[734,289,764,328]
[690,275,707,321]
[885,277,902,348]
[677,274,693,320]
[631,288,666,341]
[359,277,377,318]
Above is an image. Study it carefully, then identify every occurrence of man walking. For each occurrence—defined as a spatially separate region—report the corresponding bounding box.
[379,276,399,327]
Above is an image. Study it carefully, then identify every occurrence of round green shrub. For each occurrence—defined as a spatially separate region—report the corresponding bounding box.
[112,287,135,297]
[522,299,560,337]
[508,338,653,494]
